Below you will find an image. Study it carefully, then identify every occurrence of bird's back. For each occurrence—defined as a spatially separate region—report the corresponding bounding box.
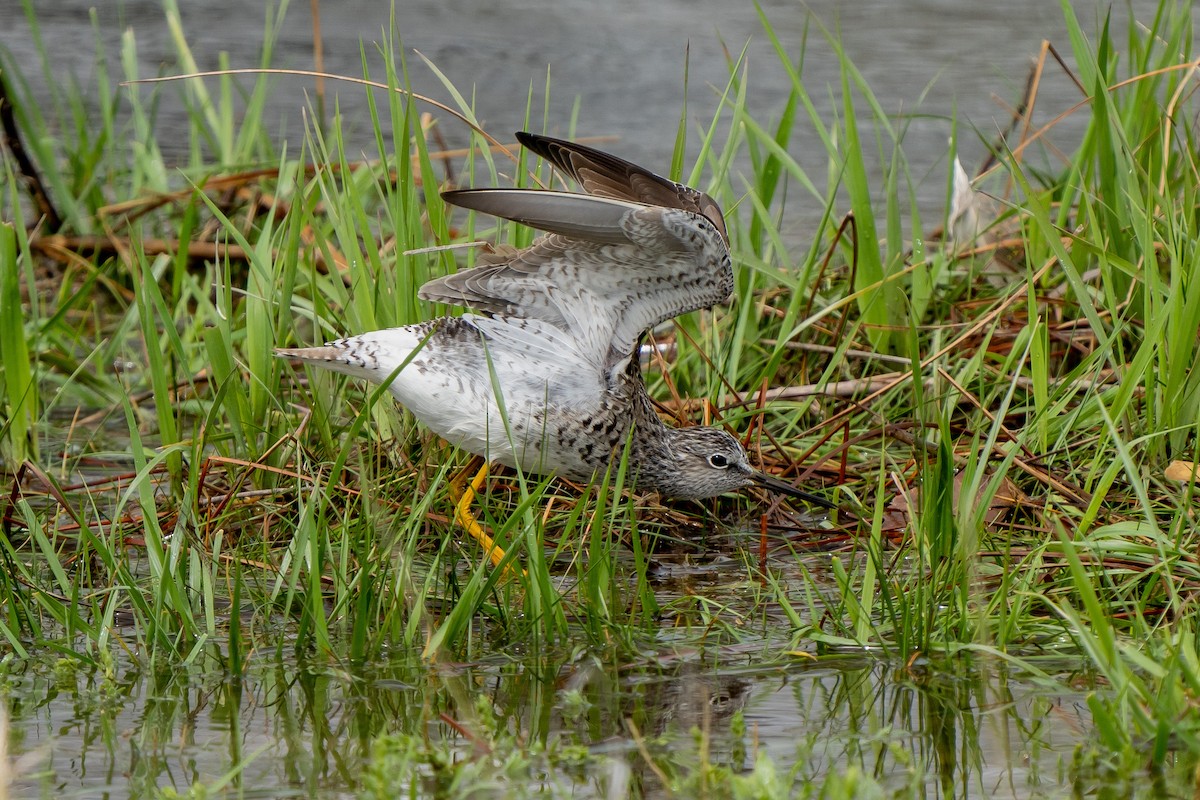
[280,314,630,479]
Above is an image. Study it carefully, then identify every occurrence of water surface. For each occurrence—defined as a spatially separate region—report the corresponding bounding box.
[5,643,1099,798]
[5,0,1176,225]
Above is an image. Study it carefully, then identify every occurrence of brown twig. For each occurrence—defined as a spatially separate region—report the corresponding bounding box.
[32,234,252,263]
[0,68,61,231]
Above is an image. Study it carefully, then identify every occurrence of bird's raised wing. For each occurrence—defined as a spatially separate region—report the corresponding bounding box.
[422,189,731,378]
[420,134,732,381]
[515,131,728,243]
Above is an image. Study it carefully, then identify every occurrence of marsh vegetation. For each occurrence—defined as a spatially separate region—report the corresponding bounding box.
[2,1,1200,796]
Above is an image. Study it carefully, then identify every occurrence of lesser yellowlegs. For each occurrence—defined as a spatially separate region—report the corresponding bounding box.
[278,132,831,565]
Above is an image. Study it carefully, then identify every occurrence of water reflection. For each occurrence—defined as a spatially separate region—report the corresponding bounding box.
[5,648,1106,798]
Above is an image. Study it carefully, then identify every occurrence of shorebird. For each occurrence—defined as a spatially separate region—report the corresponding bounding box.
[278,132,831,567]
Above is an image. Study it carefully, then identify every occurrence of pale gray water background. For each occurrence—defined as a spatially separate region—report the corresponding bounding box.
[0,1,1184,797]
[4,0,1179,232]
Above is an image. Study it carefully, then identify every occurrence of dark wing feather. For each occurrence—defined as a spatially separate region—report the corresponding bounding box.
[516,131,728,244]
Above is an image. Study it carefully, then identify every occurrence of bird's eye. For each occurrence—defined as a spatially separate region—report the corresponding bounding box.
[708,454,729,469]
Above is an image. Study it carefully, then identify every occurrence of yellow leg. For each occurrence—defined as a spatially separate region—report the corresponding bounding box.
[447,458,508,569]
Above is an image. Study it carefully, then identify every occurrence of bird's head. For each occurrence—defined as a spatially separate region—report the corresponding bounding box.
[646,426,832,508]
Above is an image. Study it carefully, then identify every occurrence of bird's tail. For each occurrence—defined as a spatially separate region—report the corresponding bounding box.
[275,328,422,385]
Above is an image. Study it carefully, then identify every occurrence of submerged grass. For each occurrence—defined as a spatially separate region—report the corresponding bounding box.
[4,0,1200,793]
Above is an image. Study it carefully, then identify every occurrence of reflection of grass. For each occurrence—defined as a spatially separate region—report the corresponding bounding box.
[357,689,909,800]
[2,0,1200,793]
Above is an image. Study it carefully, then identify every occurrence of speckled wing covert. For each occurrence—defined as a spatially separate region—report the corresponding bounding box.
[419,132,732,380]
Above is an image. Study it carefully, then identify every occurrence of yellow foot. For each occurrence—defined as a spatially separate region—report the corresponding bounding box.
[448,458,514,572]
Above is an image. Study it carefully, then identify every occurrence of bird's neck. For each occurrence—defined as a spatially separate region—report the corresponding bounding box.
[616,357,678,484]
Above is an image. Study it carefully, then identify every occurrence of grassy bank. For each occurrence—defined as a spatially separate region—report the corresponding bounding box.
[3,0,1200,795]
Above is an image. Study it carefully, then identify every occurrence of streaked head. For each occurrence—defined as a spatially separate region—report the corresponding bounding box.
[645,426,833,507]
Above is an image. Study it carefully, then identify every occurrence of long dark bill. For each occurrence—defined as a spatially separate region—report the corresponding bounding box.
[751,471,837,510]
